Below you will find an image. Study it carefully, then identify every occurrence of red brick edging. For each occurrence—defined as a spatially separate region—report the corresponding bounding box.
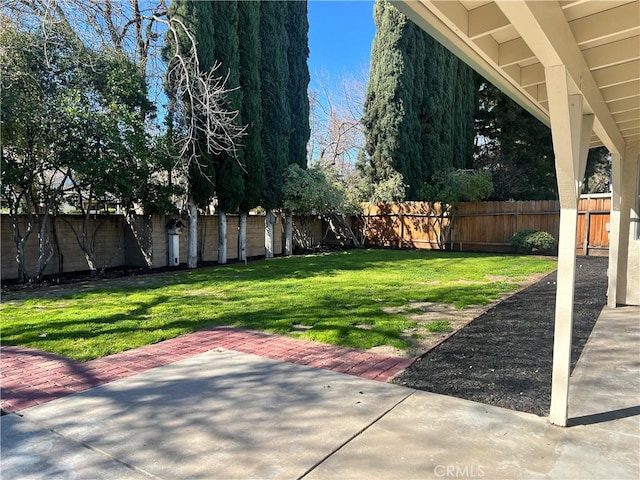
[1,327,413,413]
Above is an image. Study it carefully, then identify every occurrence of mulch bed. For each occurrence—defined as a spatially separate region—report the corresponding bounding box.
[393,255,608,417]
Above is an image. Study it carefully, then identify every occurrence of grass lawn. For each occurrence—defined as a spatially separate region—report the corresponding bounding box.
[1,249,556,361]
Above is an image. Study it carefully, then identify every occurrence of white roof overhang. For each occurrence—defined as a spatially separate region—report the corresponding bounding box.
[393,0,640,158]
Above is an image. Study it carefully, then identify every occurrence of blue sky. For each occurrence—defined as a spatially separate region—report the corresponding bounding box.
[307,1,376,85]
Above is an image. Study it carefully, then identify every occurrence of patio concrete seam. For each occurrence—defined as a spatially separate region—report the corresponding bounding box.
[7,412,163,480]
[296,390,416,480]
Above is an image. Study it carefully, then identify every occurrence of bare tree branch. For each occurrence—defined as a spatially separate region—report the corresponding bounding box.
[159,14,244,173]
[309,69,367,171]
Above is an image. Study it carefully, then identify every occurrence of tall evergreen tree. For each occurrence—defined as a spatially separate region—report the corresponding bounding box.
[209,0,243,264]
[173,1,217,210]
[452,59,477,168]
[286,1,311,169]
[283,0,310,254]
[363,0,476,200]
[363,0,413,190]
[474,81,556,200]
[259,1,290,256]
[260,1,290,210]
[237,1,265,261]
[166,0,217,267]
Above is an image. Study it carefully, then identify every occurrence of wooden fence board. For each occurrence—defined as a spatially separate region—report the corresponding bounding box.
[362,195,610,255]
[2,196,611,281]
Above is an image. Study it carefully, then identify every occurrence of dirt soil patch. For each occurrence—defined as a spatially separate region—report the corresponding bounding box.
[369,270,551,358]
[393,256,608,417]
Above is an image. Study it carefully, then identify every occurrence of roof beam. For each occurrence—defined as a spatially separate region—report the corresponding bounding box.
[428,0,469,36]
[569,2,640,47]
[392,0,549,125]
[495,0,626,156]
[582,36,640,71]
[592,61,640,89]
[601,82,640,103]
[468,2,509,39]
[498,37,535,67]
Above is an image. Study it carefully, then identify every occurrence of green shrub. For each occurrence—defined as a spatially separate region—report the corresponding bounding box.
[511,230,557,253]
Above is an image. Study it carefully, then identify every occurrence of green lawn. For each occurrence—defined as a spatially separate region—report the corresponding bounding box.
[1,249,556,361]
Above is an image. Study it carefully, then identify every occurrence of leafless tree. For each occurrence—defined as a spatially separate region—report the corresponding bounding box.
[160,14,244,268]
[308,69,367,172]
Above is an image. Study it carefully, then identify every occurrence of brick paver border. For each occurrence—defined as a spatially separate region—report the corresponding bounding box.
[1,327,414,413]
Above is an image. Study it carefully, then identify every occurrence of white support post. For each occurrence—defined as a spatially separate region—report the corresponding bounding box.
[615,142,640,305]
[545,65,593,427]
[608,152,623,307]
[550,206,579,426]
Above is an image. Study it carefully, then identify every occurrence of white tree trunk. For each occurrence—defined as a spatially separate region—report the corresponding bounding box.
[187,193,198,269]
[284,212,293,256]
[265,209,275,258]
[238,211,248,262]
[218,209,227,264]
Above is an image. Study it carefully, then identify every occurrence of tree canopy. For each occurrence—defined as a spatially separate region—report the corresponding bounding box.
[238,1,266,214]
[1,21,153,277]
[259,1,291,211]
[363,0,476,200]
[474,81,557,201]
[210,0,244,214]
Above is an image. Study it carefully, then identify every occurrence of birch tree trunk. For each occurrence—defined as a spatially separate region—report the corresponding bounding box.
[238,211,248,262]
[187,193,198,268]
[265,209,275,258]
[284,212,293,256]
[218,209,227,264]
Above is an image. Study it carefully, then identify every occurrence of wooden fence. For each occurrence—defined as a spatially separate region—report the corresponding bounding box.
[2,195,611,281]
[361,194,611,256]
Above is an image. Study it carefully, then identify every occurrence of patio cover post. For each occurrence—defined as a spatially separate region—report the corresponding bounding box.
[545,65,594,427]
[610,142,640,306]
[608,152,623,307]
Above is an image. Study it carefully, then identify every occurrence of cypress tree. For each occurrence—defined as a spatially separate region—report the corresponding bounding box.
[237,1,265,261]
[363,0,413,189]
[364,0,477,199]
[286,0,311,169]
[165,0,217,267]
[210,0,243,215]
[282,0,310,254]
[259,1,290,212]
[174,0,217,210]
[238,1,265,213]
[209,0,243,264]
[452,59,476,169]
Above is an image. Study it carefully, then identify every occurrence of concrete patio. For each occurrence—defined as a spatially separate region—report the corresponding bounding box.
[2,305,638,479]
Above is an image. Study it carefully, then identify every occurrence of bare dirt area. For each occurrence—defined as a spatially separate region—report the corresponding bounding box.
[392,256,608,417]
[367,270,552,358]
